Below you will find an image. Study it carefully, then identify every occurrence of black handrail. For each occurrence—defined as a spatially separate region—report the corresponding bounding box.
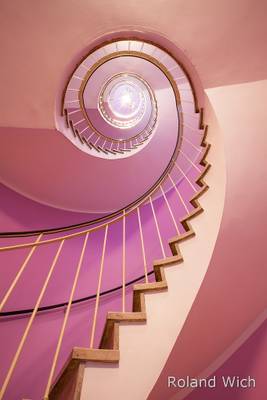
[0,270,154,317]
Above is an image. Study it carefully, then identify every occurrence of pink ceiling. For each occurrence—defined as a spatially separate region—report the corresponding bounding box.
[0,0,266,129]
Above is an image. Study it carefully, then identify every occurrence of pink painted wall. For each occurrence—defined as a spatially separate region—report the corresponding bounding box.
[185,317,267,400]
[148,80,267,399]
[0,1,266,129]
[0,164,202,399]
[0,183,105,232]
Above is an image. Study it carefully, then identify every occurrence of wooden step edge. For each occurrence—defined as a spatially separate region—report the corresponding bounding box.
[199,142,211,163]
[99,320,120,350]
[49,359,85,400]
[169,228,195,255]
[105,148,117,155]
[100,310,147,349]
[198,108,204,129]
[72,347,120,363]
[200,125,209,145]
[133,281,168,292]
[90,142,101,153]
[69,119,76,136]
[64,108,70,127]
[49,348,119,399]
[153,265,166,282]
[97,145,109,155]
[169,229,195,246]
[197,163,211,181]
[107,311,147,322]
[75,129,84,145]
[190,184,209,203]
[132,291,146,313]
[153,254,183,267]
[180,206,203,225]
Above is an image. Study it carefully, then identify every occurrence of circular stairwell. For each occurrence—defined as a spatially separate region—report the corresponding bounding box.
[0,36,210,400]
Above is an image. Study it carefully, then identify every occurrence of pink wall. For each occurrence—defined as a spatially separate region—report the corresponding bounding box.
[0,166,202,399]
[148,80,267,399]
[185,316,267,400]
[1,1,266,129]
[0,184,105,232]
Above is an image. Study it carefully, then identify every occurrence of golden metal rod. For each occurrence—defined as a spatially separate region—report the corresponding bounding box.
[180,149,201,172]
[174,160,197,192]
[168,174,190,214]
[122,211,126,312]
[0,240,65,400]
[89,225,108,349]
[43,233,89,399]
[160,186,180,234]
[183,136,202,152]
[137,207,148,283]
[0,233,43,312]
[149,197,166,258]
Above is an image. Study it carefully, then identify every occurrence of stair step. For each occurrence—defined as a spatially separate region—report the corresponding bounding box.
[107,311,146,322]
[133,281,168,292]
[154,254,183,267]
[72,347,120,362]
[49,348,119,399]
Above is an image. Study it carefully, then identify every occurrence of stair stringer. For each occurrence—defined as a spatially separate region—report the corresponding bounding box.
[78,113,225,399]
[49,106,225,400]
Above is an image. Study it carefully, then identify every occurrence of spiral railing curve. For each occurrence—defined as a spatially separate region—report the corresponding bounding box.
[0,39,210,400]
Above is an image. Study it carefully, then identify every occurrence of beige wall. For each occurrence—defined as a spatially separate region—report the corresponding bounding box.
[80,92,226,399]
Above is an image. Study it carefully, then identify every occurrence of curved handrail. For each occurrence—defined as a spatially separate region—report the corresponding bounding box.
[0,39,202,239]
[0,271,154,317]
[0,149,181,251]
[0,114,184,241]
[0,38,209,400]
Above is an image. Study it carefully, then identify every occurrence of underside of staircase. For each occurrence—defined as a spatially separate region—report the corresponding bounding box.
[49,126,210,399]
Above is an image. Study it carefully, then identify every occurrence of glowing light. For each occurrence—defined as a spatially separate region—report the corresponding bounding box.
[98,74,149,129]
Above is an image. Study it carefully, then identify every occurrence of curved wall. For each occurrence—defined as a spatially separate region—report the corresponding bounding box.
[80,91,226,399]
[148,79,267,400]
[1,1,266,130]
[0,184,104,232]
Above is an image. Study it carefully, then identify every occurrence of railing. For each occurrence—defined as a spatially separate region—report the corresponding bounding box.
[61,39,199,159]
[0,40,210,400]
[0,143,209,398]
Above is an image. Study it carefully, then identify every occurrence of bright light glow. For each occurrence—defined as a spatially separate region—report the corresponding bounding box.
[108,81,143,120]
[98,74,150,129]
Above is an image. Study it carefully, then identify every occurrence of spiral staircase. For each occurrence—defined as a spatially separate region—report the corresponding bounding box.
[0,38,210,400]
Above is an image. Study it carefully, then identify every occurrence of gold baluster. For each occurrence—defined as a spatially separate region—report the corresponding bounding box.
[89,225,108,349]
[149,197,166,258]
[137,207,148,283]
[160,185,180,234]
[43,233,89,399]
[168,174,190,213]
[0,233,43,312]
[122,211,126,312]
[0,240,65,400]
[174,160,197,192]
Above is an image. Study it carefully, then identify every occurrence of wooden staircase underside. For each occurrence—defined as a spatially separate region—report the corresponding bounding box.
[49,127,210,400]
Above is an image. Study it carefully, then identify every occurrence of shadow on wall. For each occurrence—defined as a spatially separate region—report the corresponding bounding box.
[0,183,103,232]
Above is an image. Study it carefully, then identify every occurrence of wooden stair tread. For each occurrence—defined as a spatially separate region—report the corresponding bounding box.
[107,311,146,322]
[169,229,195,246]
[153,254,183,267]
[50,348,119,399]
[72,347,120,362]
[133,281,168,292]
